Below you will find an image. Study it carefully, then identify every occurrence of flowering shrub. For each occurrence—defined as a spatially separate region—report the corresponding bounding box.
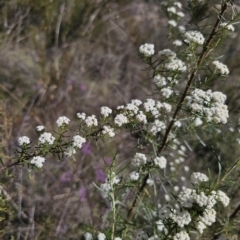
[1,0,240,239]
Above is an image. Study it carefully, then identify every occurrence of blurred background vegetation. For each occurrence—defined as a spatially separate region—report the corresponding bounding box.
[0,0,240,239]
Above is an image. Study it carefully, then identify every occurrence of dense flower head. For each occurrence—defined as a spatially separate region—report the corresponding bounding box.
[84,232,93,240]
[102,125,115,137]
[199,208,216,226]
[85,115,98,127]
[168,20,177,27]
[220,22,235,31]
[169,209,191,227]
[216,190,230,207]
[158,49,176,58]
[132,152,147,166]
[184,30,205,45]
[186,88,229,124]
[129,171,139,181]
[64,146,76,157]
[114,114,129,126]
[173,39,183,46]
[56,116,70,127]
[77,112,86,120]
[213,60,229,75]
[165,58,187,72]
[173,231,190,240]
[191,172,209,185]
[167,6,176,14]
[153,75,167,87]
[18,136,30,146]
[139,43,155,57]
[100,106,112,117]
[72,135,86,148]
[39,132,55,145]
[97,232,106,240]
[36,125,45,132]
[154,156,167,169]
[30,156,45,168]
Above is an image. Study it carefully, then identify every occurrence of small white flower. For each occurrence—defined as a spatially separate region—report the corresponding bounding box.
[168,20,177,27]
[97,232,106,240]
[36,125,45,132]
[132,153,147,166]
[136,111,147,124]
[184,30,205,45]
[102,125,115,137]
[154,156,167,169]
[129,171,140,181]
[64,146,76,157]
[18,136,30,146]
[158,49,176,58]
[72,135,86,149]
[39,132,55,145]
[77,112,86,120]
[100,106,112,117]
[153,75,167,87]
[213,60,229,75]
[191,172,209,185]
[30,156,45,168]
[174,2,182,8]
[220,22,235,31]
[139,43,155,57]
[114,114,129,126]
[161,87,173,98]
[216,190,230,207]
[173,40,183,46]
[167,7,176,14]
[56,116,70,127]
[84,232,93,240]
[176,11,185,17]
[173,231,190,240]
[147,178,154,186]
[85,115,98,127]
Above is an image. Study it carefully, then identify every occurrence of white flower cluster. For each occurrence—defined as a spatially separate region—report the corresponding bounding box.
[36,125,45,132]
[161,87,173,98]
[154,156,167,169]
[30,156,45,168]
[139,43,155,57]
[18,136,30,146]
[114,113,129,126]
[173,231,190,240]
[168,20,177,27]
[39,132,55,145]
[220,22,235,31]
[129,171,140,181]
[156,182,229,236]
[56,116,70,127]
[64,146,76,157]
[173,39,183,46]
[100,106,112,117]
[213,60,229,75]
[191,172,209,185]
[184,30,205,45]
[72,135,86,149]
[97,232,106,240]
[186,88,229,124]
[132,153,147,166]
[85,115,98,127]
[76,112,86,120]
[102,125,115,137]
[158,50,187,72]
[149,119,166,135]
